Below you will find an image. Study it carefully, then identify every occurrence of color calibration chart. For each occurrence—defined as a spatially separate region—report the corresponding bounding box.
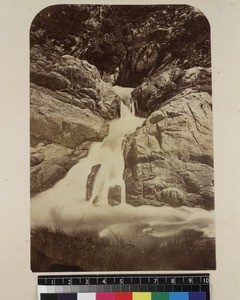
[38,274,210,300]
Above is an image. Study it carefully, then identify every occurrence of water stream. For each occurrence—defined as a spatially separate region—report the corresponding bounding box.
[31,86,214,245]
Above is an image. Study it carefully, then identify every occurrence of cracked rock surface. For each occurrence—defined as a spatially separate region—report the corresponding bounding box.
[123,89,213,209]
[30,83,108,195]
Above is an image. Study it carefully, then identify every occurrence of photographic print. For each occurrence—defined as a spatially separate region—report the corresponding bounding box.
[30,4,215,272]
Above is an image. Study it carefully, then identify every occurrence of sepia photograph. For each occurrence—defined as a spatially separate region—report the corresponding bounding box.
[30,4,215,272]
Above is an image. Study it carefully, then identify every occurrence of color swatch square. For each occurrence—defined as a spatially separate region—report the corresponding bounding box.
[114,292,133,300]
[96,292,115,300]
[133,292,151,300]
[152,292,170,300]
[41,294,58,300]
[189,292,206,300]
[169,292,189,300]
[59,294,77,300]
[77,293,96,300]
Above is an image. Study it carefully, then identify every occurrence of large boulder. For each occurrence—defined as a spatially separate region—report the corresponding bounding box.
[30,84,108,149]
[30,46,101,91]
[123,89,214,210]
[30,142,90,196]
[108,185,121,206]
[30,46,121,195]
[30,46,120,119]
[86,164,101,202]
[132,65,211,116]
[30,83,109,195]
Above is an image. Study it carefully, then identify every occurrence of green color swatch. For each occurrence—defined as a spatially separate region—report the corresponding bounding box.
[151,292,169,300]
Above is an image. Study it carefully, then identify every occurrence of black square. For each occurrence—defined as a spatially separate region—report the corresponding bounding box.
[41,294,58,300]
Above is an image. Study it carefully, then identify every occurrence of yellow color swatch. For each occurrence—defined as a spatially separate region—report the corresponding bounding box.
[133,292,152,300]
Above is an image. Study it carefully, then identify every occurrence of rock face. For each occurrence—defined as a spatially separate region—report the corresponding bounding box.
[30,142,90,195]
[120,5,213,211]
[30,82,108,195]
[86,164,101,201]
[30,46,120,120]
[123,89,214,210]
[31,144,74,195]
[132,66,211,116]
[30,41,122,195]
[30,84,108,148]
[108,185,121,206]
[30,42,120,195]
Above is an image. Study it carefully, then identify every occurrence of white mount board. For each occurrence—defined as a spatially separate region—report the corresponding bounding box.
[0,0,240,299]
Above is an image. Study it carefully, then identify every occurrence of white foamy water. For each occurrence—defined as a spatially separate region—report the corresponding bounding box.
[31,86,215,244]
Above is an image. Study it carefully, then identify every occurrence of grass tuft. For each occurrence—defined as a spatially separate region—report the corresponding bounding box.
[31,227,215,272]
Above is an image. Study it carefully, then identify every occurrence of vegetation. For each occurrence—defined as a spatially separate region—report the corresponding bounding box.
[30,5,211,80]
[31,226,215,272]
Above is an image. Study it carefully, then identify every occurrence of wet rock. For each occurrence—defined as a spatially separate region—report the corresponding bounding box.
[97,82,120,119]
[30,84,108,149]
[125,133,162,166]
[132,66,211,116]
[102,68,119,85]
[31,141,91,196]
[30,47,101,91]
[131,42,159,73]
[30,143,45,166]
[179,67,211,94]
[30,46,120,119]
[157,187,185,207]
[123,90,214,210]
[30,143,90,196]
[86,164,101,201]
[73,141,92,158]
[57,54,101,87]
[108,185,121,206]
[30,78,108,195]
[30,69,71,91]
[30,47,120,194]
[31,152,44,167]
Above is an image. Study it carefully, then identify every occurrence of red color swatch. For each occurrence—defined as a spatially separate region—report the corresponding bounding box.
[114,292,133,300]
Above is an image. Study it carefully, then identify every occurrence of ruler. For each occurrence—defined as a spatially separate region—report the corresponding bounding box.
[38,273,210,300]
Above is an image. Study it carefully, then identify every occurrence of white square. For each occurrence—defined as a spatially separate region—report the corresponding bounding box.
[77,292,96,300]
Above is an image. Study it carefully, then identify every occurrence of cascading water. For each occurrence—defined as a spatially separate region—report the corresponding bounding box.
[31,86,214,244]
[88,101,140,204]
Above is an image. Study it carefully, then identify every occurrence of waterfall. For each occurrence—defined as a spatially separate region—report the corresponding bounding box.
[88,86,142,204]
[113,85,135,118]
[120,101,130,118]
[120,99,135,118]
[31,86,215,243]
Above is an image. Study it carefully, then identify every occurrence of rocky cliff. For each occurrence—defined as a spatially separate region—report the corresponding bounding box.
[30,46,119,195]
[123,89,213,209]
[30,4,213,209]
